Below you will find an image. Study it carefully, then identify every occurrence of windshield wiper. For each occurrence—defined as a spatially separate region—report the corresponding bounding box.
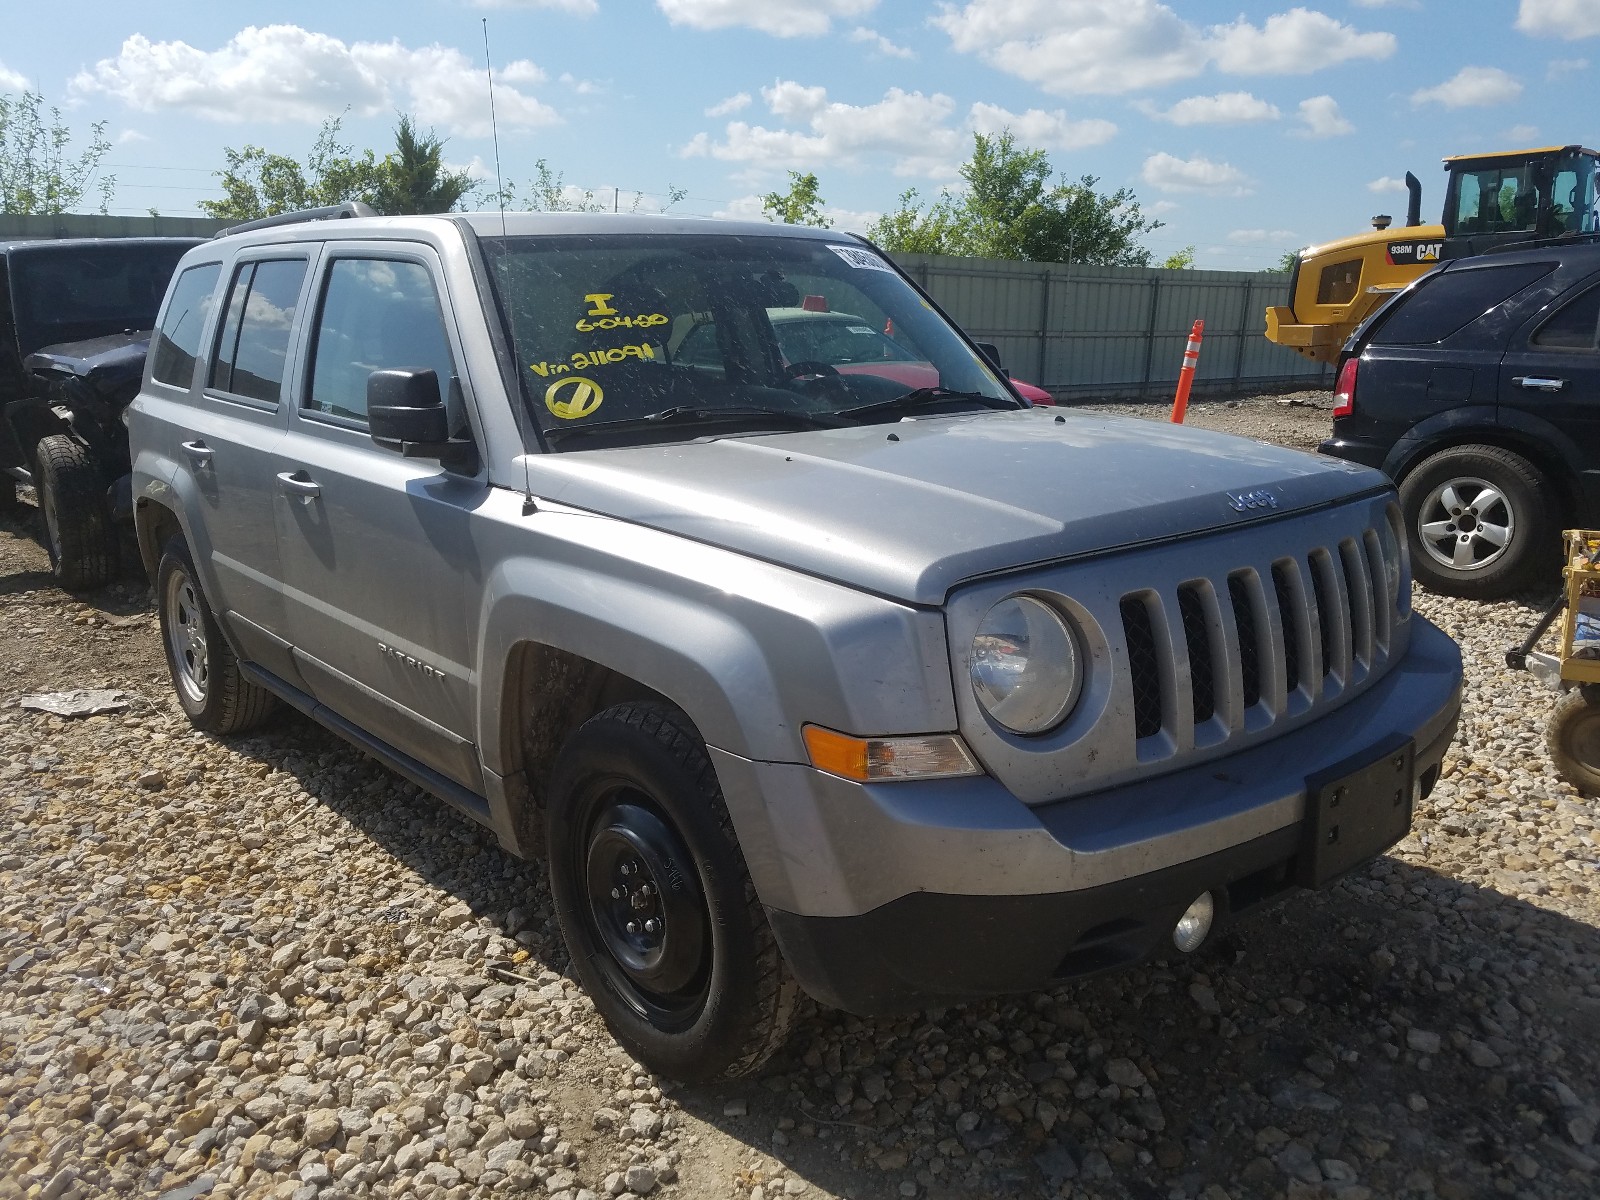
[835,386,1021,422]
[542,405,847,444]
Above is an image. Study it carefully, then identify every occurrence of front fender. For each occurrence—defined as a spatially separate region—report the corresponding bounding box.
[1381,405,1500,479]
[473,500,958,774]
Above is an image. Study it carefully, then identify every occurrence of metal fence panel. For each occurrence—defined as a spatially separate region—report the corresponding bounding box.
[894,252,1329,399]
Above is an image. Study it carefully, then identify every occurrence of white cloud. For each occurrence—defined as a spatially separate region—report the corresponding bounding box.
[684,82,960,176]
[115,128,150,145]
[0,60,27,92]
[1502,123,1541,143]
[714,192,881,233]
[656,0,877,38]
[1410,66,1523,109]
[1548,57,1589,78]
[1294,95,1353,138]
[1152,91,1279,125]
[968,102,1116,149]
[1207,8,1396,74]
[933,2,1394,96]
[934,0,1203,96]
[1140,152,1252,195]
[470,0,597,11]
[1227,228,1298,243]
[68,26,560,136]
[1148,199,1180,216]
[714,193,768,220]
[849,27,914,58]
[1367,176,1409,193]
[1517,0,1600,40]
[1351,0,1418,7]
[705,92,751,116]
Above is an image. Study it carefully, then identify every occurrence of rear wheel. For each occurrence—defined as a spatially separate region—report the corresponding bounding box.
[34,434,117,590]
[1547,686,1600,796]
[156,537,277,734]
[1398,444,1554,599]
[546,702,801,1082]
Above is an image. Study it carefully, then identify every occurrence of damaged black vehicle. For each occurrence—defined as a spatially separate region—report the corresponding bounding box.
[0,237,200,588]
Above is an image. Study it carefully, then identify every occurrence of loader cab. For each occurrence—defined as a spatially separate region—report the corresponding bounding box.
[1441,146,1599,256]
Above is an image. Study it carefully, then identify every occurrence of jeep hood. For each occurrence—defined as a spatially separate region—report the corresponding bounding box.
[523,408,1390,605]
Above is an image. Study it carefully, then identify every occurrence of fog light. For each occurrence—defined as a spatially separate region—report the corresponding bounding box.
[1172,892,1215,953]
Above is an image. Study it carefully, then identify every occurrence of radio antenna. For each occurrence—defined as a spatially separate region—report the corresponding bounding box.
[483,18,508,239]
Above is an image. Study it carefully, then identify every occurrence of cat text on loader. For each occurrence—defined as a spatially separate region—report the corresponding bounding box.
[1265,144,1600,363]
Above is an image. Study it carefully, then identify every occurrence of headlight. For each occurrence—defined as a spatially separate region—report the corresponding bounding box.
[970,595,1081,735]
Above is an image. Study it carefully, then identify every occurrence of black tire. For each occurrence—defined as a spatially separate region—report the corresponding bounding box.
[546,701,801,1082]
[156,536,277,734]
[34,433,117,590]
[1398,444,1554,599]
[1547,686,1600,795]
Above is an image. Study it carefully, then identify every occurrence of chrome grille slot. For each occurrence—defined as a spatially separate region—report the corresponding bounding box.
[1271,559,1305,698]
[1177,582,1216,725]
[1227,573,1262,710]
[1363,528,1392,654]
[1120,594,1164,739]
[1339,537,1375,672]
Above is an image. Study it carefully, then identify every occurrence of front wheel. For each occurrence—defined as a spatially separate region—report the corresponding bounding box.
[34,433,117,590]
[546,702,801,1082]
[1398,445,1554,599]
[156,537,278,734]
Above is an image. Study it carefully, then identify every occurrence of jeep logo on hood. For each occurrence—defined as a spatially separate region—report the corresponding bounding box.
[1227,487,1279,514]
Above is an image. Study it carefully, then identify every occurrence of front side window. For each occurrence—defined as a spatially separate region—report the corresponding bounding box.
[209,259,307,403]
[305,258,458,424]
[150,263,221,387]
[481,233,1014,449]
[1449,164,1540,236]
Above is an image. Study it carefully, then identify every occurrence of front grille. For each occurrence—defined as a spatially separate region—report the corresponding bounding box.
[1116,527,1400,753]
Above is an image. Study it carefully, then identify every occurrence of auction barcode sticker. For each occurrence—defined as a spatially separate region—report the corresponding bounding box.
[826,244,894,273]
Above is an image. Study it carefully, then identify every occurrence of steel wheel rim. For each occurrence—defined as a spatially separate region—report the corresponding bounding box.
[164,568,210,706]
[1416,474,1515,573]
[580,791,710,1029]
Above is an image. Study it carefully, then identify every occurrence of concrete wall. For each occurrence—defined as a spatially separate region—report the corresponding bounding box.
[0,213,228,241]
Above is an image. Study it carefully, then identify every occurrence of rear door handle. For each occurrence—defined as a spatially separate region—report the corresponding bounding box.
[180,440,213,464]
[276,471,321,500]
[1514,376,1567,392]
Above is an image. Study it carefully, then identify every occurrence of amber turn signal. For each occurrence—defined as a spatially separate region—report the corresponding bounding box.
[802,725,981,782]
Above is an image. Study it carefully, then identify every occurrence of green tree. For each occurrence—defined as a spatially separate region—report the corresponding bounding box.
[371,115,474,215]
[201,114,383,221]
[0,90,115,215]
[1161,245,1197,269]
[868,131,1161,266]
[762,170,832,228]
[1271,249,1300,273]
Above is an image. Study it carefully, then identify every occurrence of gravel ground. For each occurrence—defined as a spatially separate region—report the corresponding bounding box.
[2,391,1598,1200]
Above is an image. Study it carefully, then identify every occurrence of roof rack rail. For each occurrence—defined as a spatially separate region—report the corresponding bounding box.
[214,201,379,240]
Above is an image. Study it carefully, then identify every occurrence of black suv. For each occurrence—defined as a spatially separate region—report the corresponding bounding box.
[1320,241,1600,598]
[0,237,200,587]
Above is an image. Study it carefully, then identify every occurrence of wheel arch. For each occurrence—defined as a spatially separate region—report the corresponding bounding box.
[1385,423,1577,520]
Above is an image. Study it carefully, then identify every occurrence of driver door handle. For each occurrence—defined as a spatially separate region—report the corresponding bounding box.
[1513,376,1566,392]
[180,440,213,464]
[276,471,321,500]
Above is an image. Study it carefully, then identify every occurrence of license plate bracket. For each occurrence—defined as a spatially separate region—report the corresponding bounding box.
[1296,736,1415,889]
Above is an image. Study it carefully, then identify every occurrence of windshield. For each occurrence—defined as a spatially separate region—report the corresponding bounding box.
[8,242,195,359]
[480,232,1015,448]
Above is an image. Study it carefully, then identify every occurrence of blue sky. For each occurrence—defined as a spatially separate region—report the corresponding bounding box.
[3,1,1596,269]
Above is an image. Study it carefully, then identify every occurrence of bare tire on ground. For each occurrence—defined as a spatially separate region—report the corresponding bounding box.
[1398,444,1554,599]
[156,536,278,734]
[1547,685,1600,795]
[546,701,802,1082]
[34,433,117,590]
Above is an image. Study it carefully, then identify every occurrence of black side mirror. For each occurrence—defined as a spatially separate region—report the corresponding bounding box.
[974,341,1005,373]
[367,369,476,470]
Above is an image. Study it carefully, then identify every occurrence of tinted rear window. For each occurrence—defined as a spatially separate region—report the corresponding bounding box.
[10,242,195,358]
[1371,262,1554,346]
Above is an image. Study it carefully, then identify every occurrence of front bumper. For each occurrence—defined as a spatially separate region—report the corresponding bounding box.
[718,617,1461,1014]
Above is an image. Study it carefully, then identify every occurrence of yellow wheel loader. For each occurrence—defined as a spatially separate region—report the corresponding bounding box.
[1266,145,1600,363]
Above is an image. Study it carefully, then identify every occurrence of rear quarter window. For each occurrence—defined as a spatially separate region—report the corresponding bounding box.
[1371,262,1555,346]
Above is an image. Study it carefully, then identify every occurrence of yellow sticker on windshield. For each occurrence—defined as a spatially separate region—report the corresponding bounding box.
[545,376,604,420]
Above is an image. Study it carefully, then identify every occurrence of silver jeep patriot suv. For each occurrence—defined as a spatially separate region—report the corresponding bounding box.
[129,209,1462,1082]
